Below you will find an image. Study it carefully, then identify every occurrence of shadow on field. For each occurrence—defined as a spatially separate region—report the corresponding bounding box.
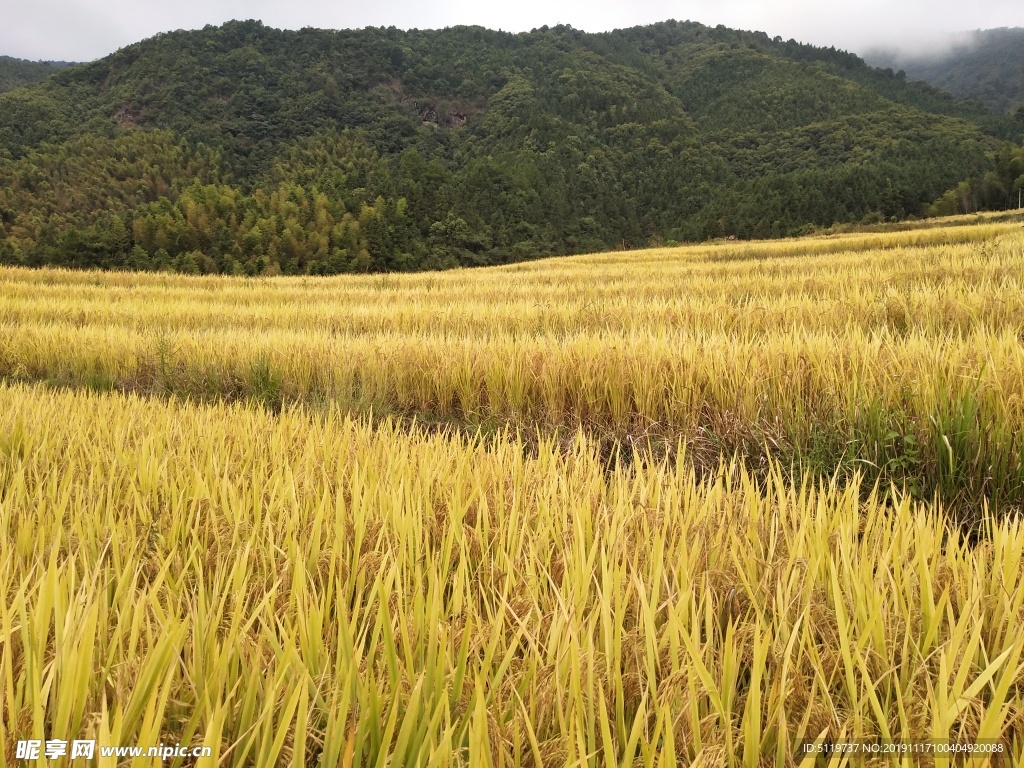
[7,364,1020,534]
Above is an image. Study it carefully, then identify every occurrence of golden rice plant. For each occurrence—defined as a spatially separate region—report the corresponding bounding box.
[1,221,1022,505]
[1,382,1023,766]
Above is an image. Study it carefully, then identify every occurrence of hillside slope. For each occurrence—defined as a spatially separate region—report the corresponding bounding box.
[0,55,72,93]
[866,28,1024,116]
[0,20,1017,275]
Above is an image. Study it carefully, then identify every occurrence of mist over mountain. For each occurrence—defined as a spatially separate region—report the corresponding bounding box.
[0,19,1021,275]
[865,27,1024,115]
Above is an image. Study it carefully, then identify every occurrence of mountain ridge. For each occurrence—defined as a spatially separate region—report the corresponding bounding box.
[0,19,1020,275]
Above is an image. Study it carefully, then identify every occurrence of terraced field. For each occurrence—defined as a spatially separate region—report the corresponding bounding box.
[2,221,1024,765]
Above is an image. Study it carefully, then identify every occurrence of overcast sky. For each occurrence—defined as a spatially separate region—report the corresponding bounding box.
[2,0,1021,63]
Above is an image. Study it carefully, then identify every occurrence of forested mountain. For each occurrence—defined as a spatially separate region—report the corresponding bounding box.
[867,28,1024,117]
[0,55,73,94]
[1,20,1021,275]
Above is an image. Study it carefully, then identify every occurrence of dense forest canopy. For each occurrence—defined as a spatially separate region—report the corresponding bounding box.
[0,55,73,94]
[1,19,1022,275]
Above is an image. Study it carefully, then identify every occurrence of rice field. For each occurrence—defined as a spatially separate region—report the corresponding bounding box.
[3,222,1024,507]
[2,220,1024,765]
